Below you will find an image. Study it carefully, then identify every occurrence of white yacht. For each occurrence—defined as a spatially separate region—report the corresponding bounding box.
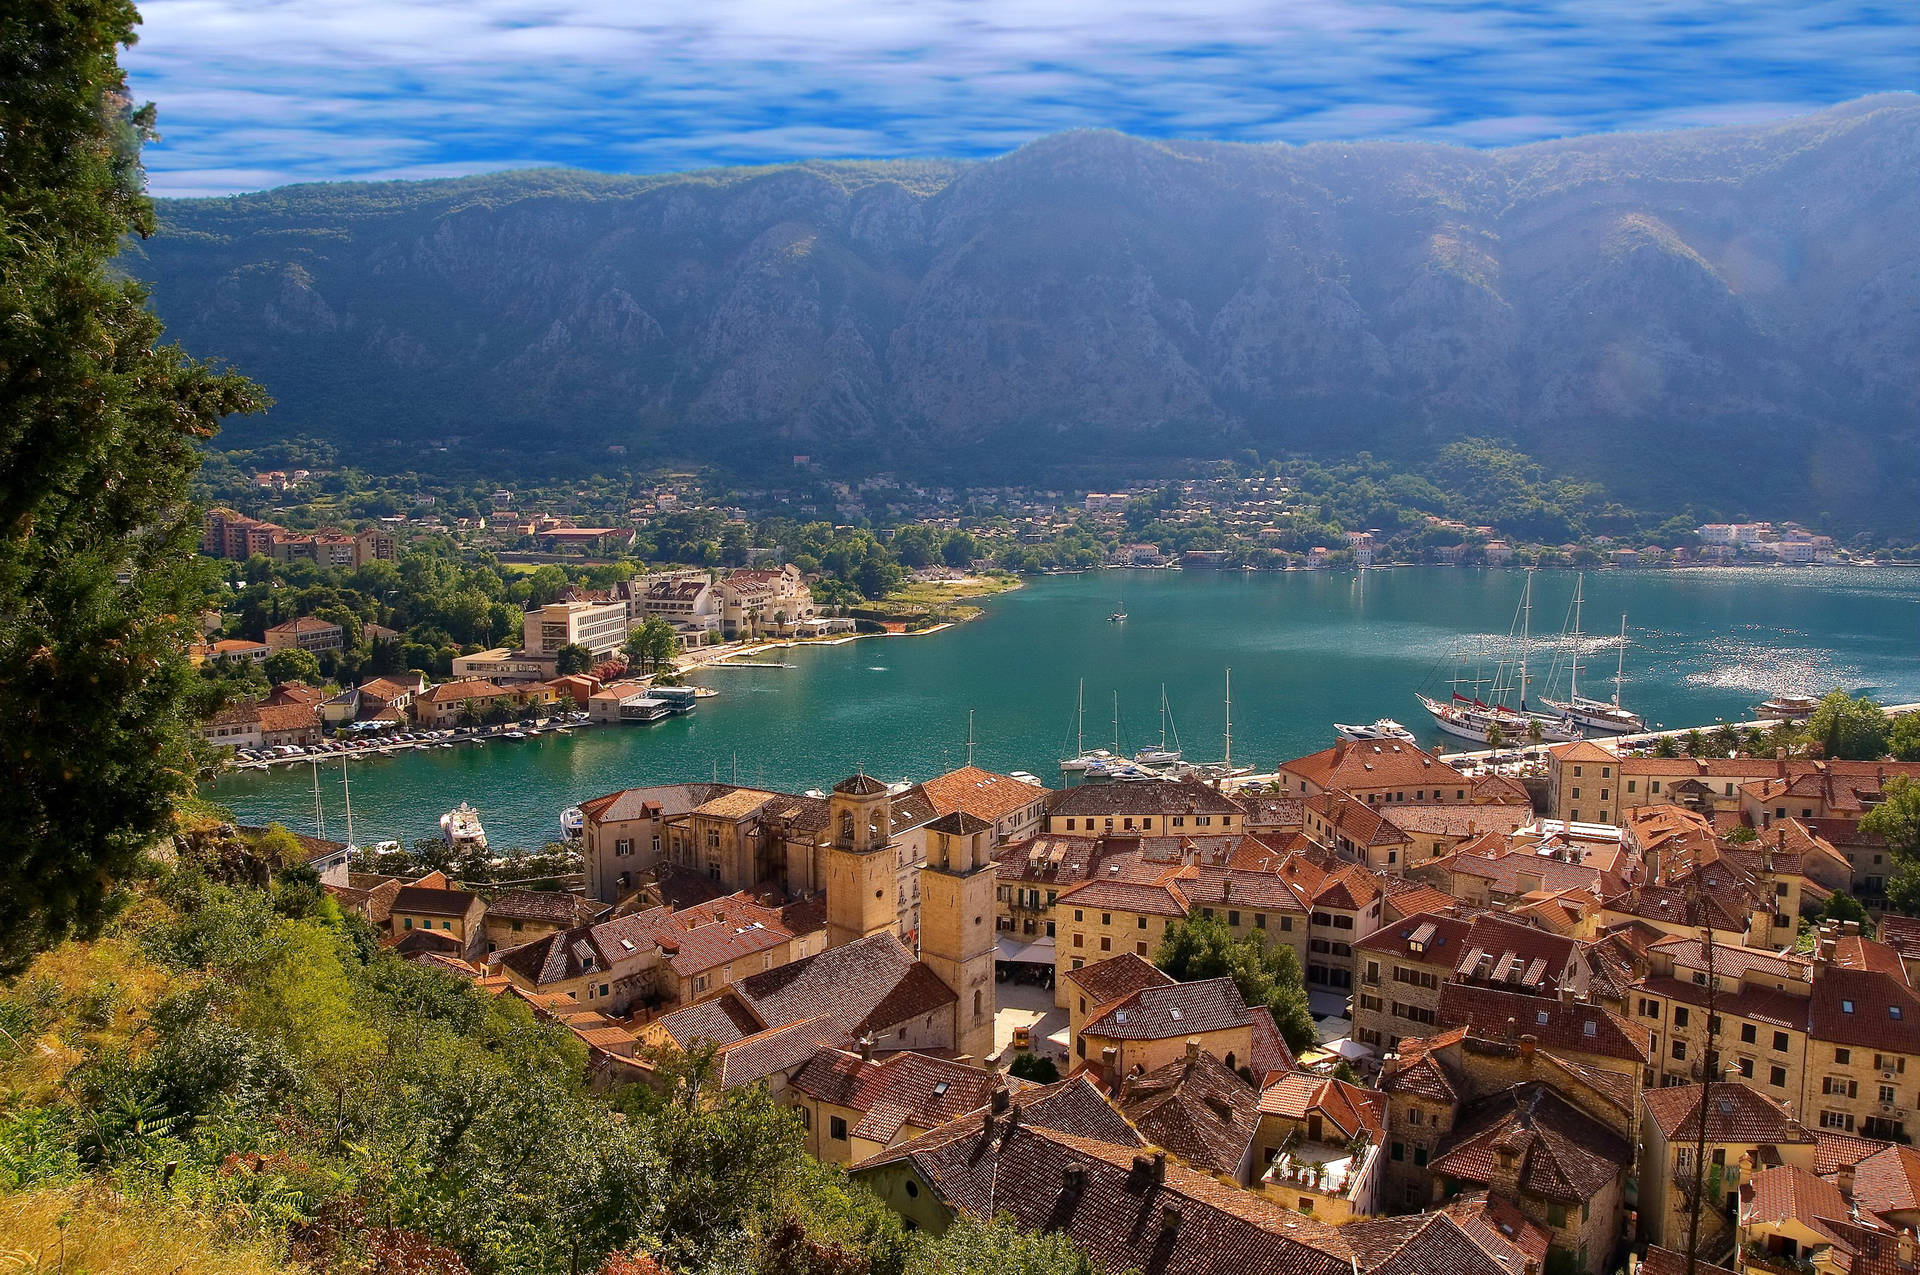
[559,806,584,839]
[441,803,488,854]
[1059,680,1120,773]
[1755,694,1819,720]
[1334,718,1417,744]
[1134,685,1184,766]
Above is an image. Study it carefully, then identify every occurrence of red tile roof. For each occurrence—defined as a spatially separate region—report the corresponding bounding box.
[1808,964,1920,1053]
[1083,977,1256,1041]
[1117,1047,1262,1176]
[1429,1083,1631,1204]
[1642,1082,1813,1144]
[920,766,1048,823]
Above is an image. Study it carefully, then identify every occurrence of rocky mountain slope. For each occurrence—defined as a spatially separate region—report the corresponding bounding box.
[128,95,1919,530]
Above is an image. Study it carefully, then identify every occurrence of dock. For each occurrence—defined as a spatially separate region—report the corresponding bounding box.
[1436,700,1920,766]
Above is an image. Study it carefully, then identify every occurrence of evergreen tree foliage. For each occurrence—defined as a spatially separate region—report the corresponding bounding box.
[0,0,266,967]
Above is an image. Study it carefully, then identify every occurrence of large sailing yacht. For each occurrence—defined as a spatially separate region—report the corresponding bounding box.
[1417,572,1583,744]
[1540,575,1645,732]
[1059,680,1115,773]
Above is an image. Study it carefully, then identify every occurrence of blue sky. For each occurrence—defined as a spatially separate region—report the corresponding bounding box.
[124,0,1919,197]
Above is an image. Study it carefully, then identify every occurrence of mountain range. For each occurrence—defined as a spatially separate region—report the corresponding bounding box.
[128,94,1919,533]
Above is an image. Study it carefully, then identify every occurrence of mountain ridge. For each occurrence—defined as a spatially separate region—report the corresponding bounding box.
[128,94,1920,532]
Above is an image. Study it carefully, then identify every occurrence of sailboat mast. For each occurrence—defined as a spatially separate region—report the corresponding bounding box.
[1518,572,1533,711]
[1158,685,1168,751]
[967,710,976,767]
[1111,692,1120,756]
[1224,668,1233,768]
[340,756,354,848]
[1569,573,1584,703]
[311,759,325,840]
[1077,679,1085,757]
[1615,614,1628,709]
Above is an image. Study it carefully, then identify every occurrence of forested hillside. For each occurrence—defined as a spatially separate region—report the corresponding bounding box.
[128,96,1920,534]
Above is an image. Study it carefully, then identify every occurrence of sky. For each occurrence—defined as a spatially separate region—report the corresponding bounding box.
[123,0,1920,198]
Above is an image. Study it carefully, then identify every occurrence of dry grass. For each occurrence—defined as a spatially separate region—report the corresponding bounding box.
[0,932,178,1107]
[0,1185,297,1274]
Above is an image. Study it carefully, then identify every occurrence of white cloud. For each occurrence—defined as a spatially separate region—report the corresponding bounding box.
[122,0,1920,195]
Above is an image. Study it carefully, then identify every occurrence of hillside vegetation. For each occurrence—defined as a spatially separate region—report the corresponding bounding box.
[128,96,1920,534]
[0,820,1090,1274]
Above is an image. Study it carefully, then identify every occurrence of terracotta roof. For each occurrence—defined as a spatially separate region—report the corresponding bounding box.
[1879,914,1920,962]
[1258,1072,1385,1141]
[1811,1129,1888,1175]
[833,773,889,796]
[1065,953,1177,1006]
[1312,862,1384,909]
[856,1120,1354,1275]
[1640,1247,1742,1275]
[1047,779,1246,819]
[1117,1047,1262,1177]
[1742,1163,1850,1230]
[715,1017,842,1089]
[734,932,955,1041]
[1384,884,1460,920]
[1282,739,1457,792]
[390,885,479,918]
[1083,977,1255,1041]
[1358,1213,1515,1275]
[1808,964,1920,1052]
[1435,984,1651,1064]
[265,616,341,636]
[484,890,604,926]
[1183,864,1311,913]
[788,1048,1019,1143]
[1829,936,1908,978]
[920,766,1048,823]
[1642,1082,1813,1144]
[1430,1083,1631,1204]
[579,783,733,826]
[655,993,764,1048]
[1383,804,1534,838]
[416,678,512,704]
[1850,1144,1920,1223]
[1306,792,1411,847]
[693,788,779,821]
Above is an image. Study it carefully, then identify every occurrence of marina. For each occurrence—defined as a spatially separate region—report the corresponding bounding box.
[212,566,1920,850]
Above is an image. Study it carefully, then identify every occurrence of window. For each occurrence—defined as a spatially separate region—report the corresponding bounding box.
[1137,942,1148,956]
[1256,914,1267,929]
[1099,936,1111,951]
[1674,1007,1690,1028]
[1413,1146,1428,1167]
[1101,912,1111,925]
[1740,1024,1757,1044]
[1881,1085,1897,1104]
[1836,1048,1851,1065]
[1137,916,1148,929]
[1820,1110,1854,1131]
[1073,934,1083,948]
[1074,909,1083,922]
[830,1116,848,1141]
[1737,1057,1753,1078]
[1391,1141,1405,1161]
[1774,1031,1789,1052]
[1228,910,1241,927]
[1672,1041,1687,1060]
[1547,1204,1567,1227]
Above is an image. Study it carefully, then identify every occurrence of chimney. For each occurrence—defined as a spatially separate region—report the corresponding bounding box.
[1223,877,1232,900]
[858,1033,875,1062]
[1161,1201,1182,1233]
[1152,1151,1167,1182]
[1894,1232,1914,1265]
[991,1088,1012,1115]
[1186,1037,1201,1063]
[1837,1165,1855,1196]
[1062,1162,1087,1193]
[1519,1033,1537,1063]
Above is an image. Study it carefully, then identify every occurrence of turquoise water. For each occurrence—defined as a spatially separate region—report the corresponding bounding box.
[214,567,1920,851]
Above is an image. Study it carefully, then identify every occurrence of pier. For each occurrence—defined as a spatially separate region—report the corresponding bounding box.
[1436,701,1920,767]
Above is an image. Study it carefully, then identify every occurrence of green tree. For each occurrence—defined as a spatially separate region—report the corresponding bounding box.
[554,643,593,675]
[1153,916,1316,1051]
[1808,690,1889,761]
[1007,1053,1060,1084]
[0,0,266,966]
[1887,713,1920,762]
[263,646,322,685]
[1862,776,1920,913]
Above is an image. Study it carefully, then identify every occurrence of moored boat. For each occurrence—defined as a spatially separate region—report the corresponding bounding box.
[1540,579,1645,732]
[1755,694,1819,720]
[1334,718,1416,744]
[559,806,584,839]
[441,802,488,853]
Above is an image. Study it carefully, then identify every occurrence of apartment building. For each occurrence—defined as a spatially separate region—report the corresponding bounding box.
[264,616,344,653]
[523,600,629,661]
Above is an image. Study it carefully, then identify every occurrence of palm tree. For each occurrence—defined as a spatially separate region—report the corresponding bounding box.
[1485,721,1507,758]
[1526,717,1546,755]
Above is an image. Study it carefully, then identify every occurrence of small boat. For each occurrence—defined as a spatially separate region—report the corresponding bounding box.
[559,806,585,839]
[1008,771,1045,787]
[1755,694,1819,721]
[1108,610,1128,623]
[1133,685,1184,766]
[1335,718,1416,744]
[441,803,488,853]
[1059,680,1119,772]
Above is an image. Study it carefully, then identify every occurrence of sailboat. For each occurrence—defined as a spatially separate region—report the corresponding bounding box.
[1188,668,1255,779]
[1134,685,1184,766]
[1416,572,1583,744]
[1059,679,1115,773]
[1540,577,1645,732]
[1108,582,1128,623]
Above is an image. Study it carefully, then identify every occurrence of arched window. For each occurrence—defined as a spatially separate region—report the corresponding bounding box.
[973,989,983,1019]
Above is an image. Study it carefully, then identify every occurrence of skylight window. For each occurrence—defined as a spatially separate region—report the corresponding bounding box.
[1170,1007,1184,1021]
[932,1081,950,1096]
[1891,1007,1903,1020]
[1582,1021,1596,1037]
[1842,1000,1855,1014]
[1536,1011,1549,1025]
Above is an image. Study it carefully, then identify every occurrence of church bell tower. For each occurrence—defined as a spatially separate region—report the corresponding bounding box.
[918,810,997,1062]
[824,773,898,949]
